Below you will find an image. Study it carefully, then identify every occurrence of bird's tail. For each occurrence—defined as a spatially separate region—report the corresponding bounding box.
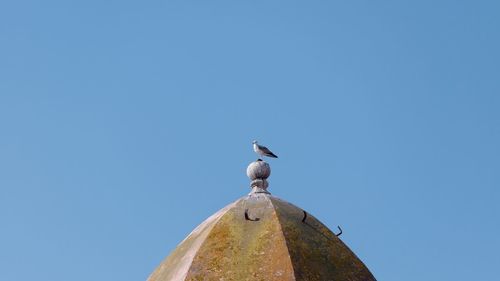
[265,153,278,158]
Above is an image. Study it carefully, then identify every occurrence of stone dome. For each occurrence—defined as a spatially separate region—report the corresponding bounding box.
[147,161,376,281]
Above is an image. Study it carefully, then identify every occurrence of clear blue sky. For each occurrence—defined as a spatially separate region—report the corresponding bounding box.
[1,1,499,280]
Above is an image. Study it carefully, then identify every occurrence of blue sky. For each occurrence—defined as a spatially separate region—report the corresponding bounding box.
[1,1,499,280]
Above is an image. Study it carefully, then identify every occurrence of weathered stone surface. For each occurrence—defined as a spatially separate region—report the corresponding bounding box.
[147,193,376,281]
[247,160,271,193]
[246,160,271,180]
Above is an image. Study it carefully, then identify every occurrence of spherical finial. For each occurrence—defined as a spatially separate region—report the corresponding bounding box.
[247,160,271,180]
[246,160,271,194]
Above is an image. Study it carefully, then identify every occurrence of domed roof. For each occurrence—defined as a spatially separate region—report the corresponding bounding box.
[147,160,376,281]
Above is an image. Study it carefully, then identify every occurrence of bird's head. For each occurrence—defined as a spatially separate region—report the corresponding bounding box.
[252,140,258,144]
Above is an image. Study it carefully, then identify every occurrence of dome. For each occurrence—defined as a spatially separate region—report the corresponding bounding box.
[147,161,376,281]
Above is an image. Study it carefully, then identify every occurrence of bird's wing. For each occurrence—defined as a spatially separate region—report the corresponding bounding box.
[259,145,277,156]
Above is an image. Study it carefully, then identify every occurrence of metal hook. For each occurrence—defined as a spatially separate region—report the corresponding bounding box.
[245,209,260,221]
[302,210,341,237]
[335,226,343,237]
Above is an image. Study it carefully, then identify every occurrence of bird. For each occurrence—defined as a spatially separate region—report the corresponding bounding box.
[253,140,278,159]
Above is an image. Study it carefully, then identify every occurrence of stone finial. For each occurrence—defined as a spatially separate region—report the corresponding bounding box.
[246,160,271,194]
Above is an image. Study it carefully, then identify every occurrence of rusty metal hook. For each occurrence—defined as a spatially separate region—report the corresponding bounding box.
[335,226,343,236]
[302,210,342,237]
[245,209,260,221]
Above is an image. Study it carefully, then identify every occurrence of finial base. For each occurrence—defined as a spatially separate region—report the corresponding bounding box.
[249,179,270,194]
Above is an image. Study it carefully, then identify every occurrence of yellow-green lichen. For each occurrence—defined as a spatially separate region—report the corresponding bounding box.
[149,194,376,281]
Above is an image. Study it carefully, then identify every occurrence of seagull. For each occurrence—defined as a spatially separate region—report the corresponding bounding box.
[253,140,278,159]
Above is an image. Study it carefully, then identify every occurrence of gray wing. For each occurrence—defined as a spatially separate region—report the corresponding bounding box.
[258,145,272,153]
[258,144,278,158]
